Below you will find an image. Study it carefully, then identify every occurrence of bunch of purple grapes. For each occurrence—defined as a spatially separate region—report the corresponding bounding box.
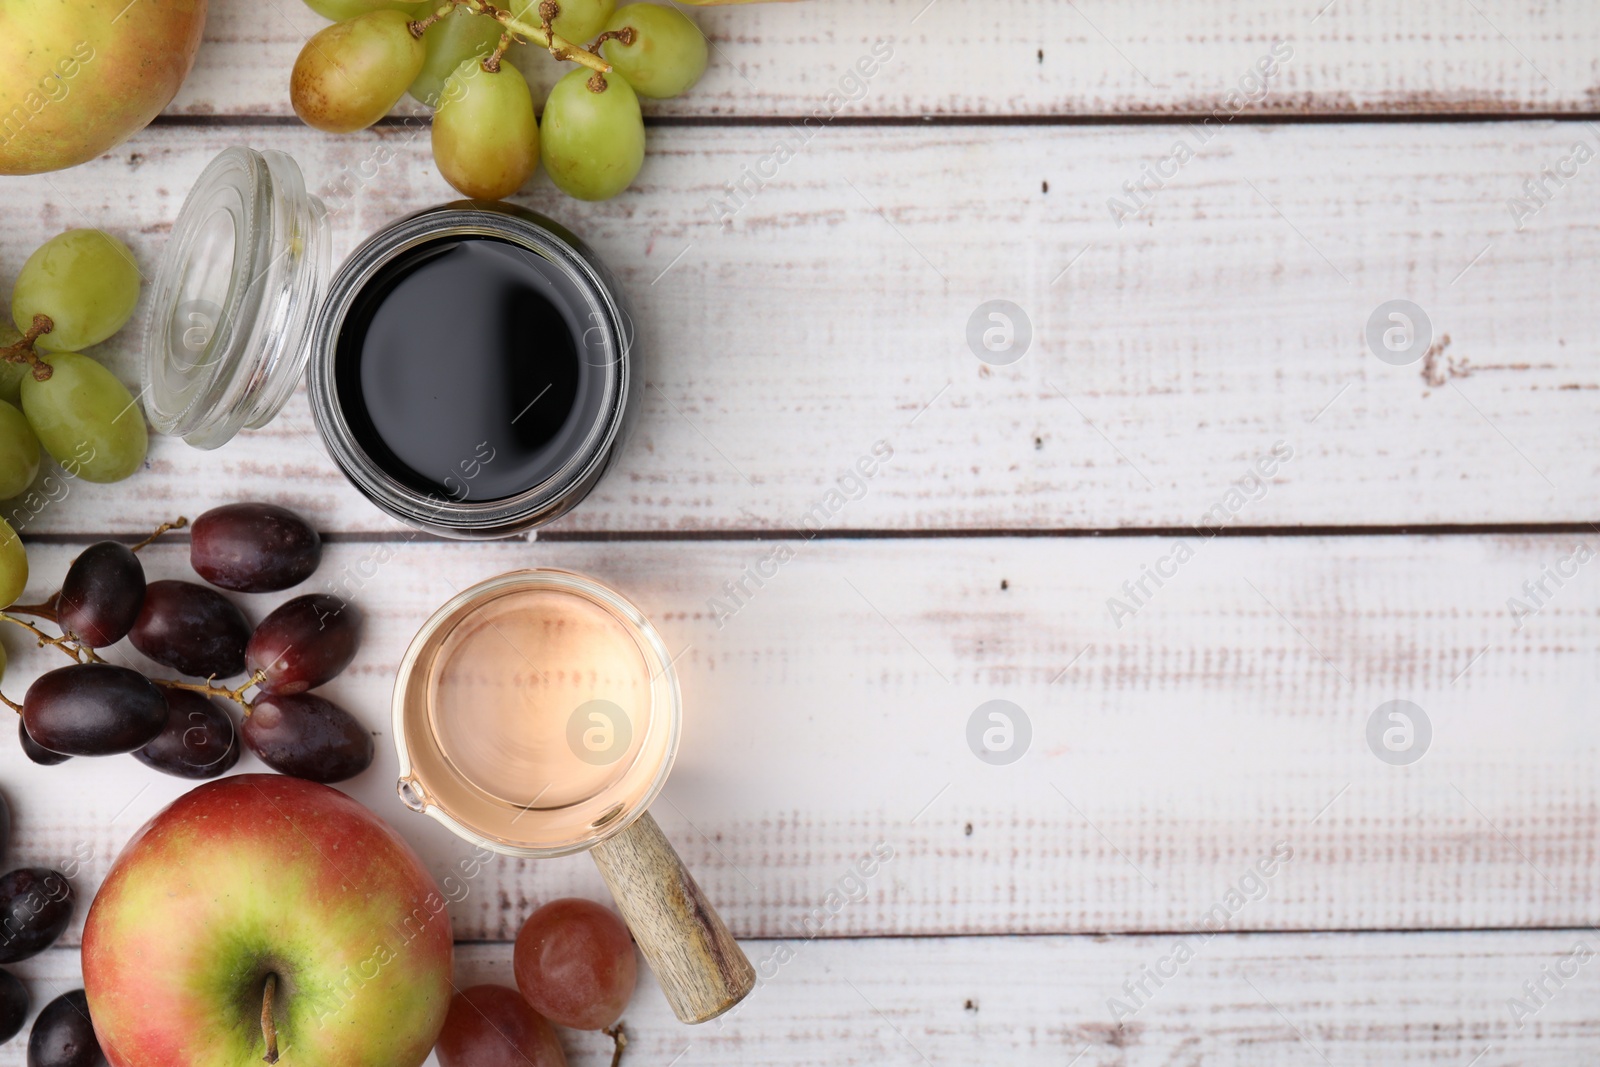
[4,502,373,784]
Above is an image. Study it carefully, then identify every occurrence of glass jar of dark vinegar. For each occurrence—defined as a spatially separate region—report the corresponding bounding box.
[143,146,636,539]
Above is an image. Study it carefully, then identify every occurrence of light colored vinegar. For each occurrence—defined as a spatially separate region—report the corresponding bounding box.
[399,580,674,853]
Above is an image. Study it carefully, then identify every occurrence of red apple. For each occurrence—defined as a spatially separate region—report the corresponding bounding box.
[0,0,209,175]
[82,775,454,1067]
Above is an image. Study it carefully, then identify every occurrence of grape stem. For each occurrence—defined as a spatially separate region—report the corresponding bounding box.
[582,25,635,92]
[156,670,267,711]
[130,515,189,553]
[2,610,264,709]
[0,612,92,662]
[6,514,186,627]
[603,1022,628,1067]
[0,691,20,714]
[407,4,451,35]
[588,26,635,51]
[0,314,55,382]
[4,592,59,624]
[2,567,268,714]
[482,31,515,73]
[464,0,611,74]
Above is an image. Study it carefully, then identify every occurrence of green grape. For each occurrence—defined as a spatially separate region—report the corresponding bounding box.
[291,10,427,132]
[0,516,24,610]
[553,0,614,42]
[302,0,428,21]
[513,0,613,45]
[19,352,148,485]
[433,60,539,199]
[11,230,140,353]
[0,322,24,406]
[540,68,644,201]
[601,4,707,99]
[0,362,21,407]
[409,6,503,106]
[0,400,39,500]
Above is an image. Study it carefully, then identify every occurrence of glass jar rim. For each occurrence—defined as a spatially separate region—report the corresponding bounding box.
[307,202,634,539]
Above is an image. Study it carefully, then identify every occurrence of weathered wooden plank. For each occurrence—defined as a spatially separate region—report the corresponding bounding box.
[9,931,1600,1065]
[2,535,1596,940]
[168,0,1600,119]
[3,122,1598,535]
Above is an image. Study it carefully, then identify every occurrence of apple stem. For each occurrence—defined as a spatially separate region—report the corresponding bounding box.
[604,1022,628,1067]
[260,973,280,1064]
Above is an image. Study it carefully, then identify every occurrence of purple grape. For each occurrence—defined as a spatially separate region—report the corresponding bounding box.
[17,720,68,766]
[27,990,104,1067]
[129,580,250,679]
[0,868,73,964]
[246,594,361,695]
[22,664,167,756]
[190,502,321,593]
[55,542,145,648]
[0,969,27,1044]
[242,692,373,783]
[133,688,240,780]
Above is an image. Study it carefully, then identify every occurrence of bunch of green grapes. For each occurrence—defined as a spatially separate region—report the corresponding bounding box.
[289,0,710,202]
[0,228,147,606]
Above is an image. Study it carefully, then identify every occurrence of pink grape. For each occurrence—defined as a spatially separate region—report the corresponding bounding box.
[513,898,636,1030]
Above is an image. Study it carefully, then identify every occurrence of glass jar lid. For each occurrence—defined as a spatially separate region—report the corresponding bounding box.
[142,146,330,450]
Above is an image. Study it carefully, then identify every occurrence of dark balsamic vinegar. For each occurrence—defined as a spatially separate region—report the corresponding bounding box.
[333,237,604,503]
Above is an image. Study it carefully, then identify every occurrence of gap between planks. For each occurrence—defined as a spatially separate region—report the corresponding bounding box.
[148,112,1600,129]
[447,922,1600,945]
[18,522,1600,546]
[36,924,1600,956]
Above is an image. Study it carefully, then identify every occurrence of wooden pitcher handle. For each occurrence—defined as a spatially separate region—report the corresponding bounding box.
[590,811,756,1023]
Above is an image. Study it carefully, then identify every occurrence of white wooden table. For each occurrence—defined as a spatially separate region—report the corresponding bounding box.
[4,1,1600,1062]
